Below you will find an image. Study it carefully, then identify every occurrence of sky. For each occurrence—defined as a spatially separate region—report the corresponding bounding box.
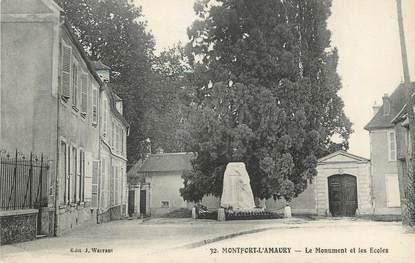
[135,0,415,158]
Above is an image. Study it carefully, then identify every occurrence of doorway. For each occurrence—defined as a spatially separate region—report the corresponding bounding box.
[128,190,135,216]
[140,190,146,216]
[328,174,358,217]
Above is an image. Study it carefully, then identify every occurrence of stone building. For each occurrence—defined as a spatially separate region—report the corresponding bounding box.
[1,0,129,237]
[364,84,406,216]
[265,150,371,216]
[128,151,196,217]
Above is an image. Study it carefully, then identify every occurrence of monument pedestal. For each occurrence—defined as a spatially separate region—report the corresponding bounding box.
[217,208,226,221]
[284,205,292,218]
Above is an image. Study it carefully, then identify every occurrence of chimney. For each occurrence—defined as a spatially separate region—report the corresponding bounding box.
[382,93,390,115]
[92,60,111,83]
[372,101,381,116]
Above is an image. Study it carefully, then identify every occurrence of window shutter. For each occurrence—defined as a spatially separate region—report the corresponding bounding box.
[88,78,92,117]
[81,74,88,113]
[92,88,98,124]
[61,44,72,99]
[72,63,78,107]
[386,175,401,207]
[110,166,115,205]
[91,160,99,208]
[84,152,93,201]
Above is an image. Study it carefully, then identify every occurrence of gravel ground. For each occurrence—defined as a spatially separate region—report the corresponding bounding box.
[1,217,413,263]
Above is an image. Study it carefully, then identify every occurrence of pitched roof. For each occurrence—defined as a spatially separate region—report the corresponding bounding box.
[318,150,369,164]
[131,152,196,174]
[391,83,415,125]
[364,83,408,130]
[91,60,111,70]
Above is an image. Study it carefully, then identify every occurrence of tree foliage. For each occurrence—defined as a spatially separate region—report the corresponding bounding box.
[179,0,353,202]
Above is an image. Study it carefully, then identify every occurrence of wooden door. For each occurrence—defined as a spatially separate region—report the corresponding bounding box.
[140,190,146,216]
[328,174,358,217]
[128,190,135,216]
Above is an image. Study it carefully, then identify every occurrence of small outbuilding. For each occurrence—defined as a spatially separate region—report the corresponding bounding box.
[266,150,371,217]
[127,152,196,217]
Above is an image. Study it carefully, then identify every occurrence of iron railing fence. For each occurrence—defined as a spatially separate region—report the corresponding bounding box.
[0,149,49,211]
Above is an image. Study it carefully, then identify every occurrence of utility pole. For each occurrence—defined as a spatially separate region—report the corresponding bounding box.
[396,0,415,226]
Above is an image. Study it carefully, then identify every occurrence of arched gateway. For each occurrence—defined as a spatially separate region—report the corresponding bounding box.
[315,150,371,217]
[328,174,358,216]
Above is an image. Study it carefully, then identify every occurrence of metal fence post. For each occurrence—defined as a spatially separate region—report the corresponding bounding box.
[29,152,33,208]
[13,149,18,210]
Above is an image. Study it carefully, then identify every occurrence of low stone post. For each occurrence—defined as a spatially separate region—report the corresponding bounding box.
[192,206,198,219]
[217,208,226,221]
[284,205,292,218]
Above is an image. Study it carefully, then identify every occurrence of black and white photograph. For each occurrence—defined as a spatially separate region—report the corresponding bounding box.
[0,0,415,262]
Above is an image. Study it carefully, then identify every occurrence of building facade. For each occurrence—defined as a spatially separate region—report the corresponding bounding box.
[364,84,406,215]
[128,151,195,217]
[98,83,129,222]
[1,0,128,236]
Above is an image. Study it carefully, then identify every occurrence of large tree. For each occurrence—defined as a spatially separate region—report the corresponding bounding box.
[179,0,352,202]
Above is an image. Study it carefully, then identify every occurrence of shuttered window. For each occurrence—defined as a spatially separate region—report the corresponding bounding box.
[81,74,88,114]
[103,100,108,137]
[79,150,85,202]
[72,63,78,107]
[388,131,397,161]
[61,44,72,99]
[386,175,401,207]
[84,152,93,201]
[110,166,115,206]
[92,87,98,124]
[60,141,67,205]
[91,160,99,208]
[115,168,119,204]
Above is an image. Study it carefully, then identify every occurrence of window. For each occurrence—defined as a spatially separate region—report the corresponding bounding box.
[388,131,397,161]
[66,145,71,204]
[60,141,67,204]
[101,158,106,208]
[386,175,400,207]
[112,121,115,148]
[81,74,88,115]
[103,100,107,137]
[121,128,124,155]
[91,160,99,208]
[110,166,115,206]
[61,43,72,100]
[115,167,119,205]
[72,62,78,108]
[79,150,85,203]
[161,201,170,208]
[72,146,77,203]
[92,86,98,124]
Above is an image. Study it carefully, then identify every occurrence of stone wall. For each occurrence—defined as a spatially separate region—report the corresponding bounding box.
[56,205,95,236]
[0,209,38,245]
[99,205,122,223]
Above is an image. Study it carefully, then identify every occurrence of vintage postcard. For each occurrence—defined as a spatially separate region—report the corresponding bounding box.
[1,0,415,262]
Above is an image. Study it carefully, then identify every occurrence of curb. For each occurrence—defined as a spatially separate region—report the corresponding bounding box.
[178,227,275,249]
[175,219,393,250]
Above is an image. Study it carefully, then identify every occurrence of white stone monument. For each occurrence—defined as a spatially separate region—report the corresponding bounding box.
[220,162,255,210]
